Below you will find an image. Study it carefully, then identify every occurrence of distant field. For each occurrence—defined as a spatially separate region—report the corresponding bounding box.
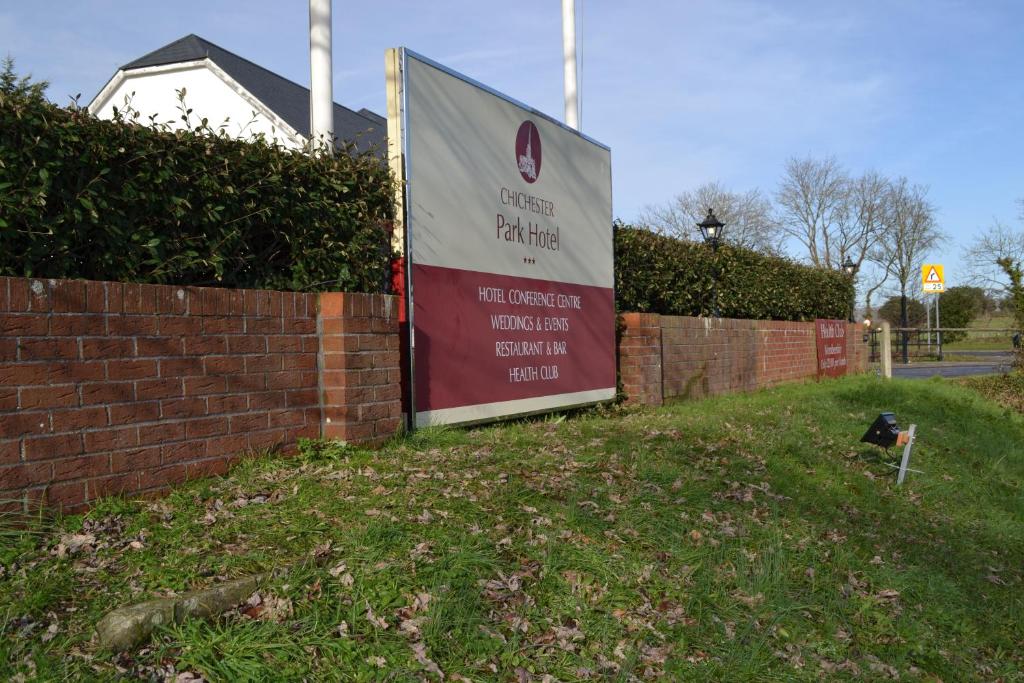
[943,313,1017,351]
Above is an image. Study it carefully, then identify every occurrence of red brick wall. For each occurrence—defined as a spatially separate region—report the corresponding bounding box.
[319,293,402,445]
[754,321,820,390]
[619,313,663,407]
[620,314,869,405]
[0,277,400,512]
[849,323,870,373]
[2,278,870,511]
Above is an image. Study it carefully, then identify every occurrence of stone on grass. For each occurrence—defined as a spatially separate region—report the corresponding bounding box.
[95,599,176,652]
[96,574,265,652]
[174,575,261,621]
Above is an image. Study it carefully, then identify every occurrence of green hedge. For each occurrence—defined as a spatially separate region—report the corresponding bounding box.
[0,83,393,292]
[615,223,852,321]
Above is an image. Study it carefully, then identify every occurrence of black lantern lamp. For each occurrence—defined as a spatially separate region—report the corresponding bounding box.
[697,209,725,251]
[841,258,858,322]
[697,209,726,318]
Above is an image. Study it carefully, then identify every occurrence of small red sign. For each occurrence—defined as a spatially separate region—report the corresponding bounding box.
[815,319,848,378]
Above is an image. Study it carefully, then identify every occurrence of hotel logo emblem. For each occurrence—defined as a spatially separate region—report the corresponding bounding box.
[515,120,541,183]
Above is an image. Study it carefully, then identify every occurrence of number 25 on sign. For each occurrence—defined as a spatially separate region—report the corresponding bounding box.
[922,264,945,293]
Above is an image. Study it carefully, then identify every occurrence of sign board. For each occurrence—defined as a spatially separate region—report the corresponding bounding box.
[922,264,945,293]
[386,49,615,427]
[815,319,849,378]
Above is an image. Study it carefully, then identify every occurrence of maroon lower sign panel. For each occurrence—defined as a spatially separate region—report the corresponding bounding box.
[412,264,616,426]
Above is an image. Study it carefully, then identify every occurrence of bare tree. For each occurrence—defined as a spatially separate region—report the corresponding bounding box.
[776,158,894,268]
[854,172,900,316]
[843,171,892,269]
[639,182,781,254]
[777,158,897,319]
[862,255,896,318]
[878,179,943,304]
[775,156,849,267]
[872,178,944,359]
[962,219,1024,292]
[836,171,895,317]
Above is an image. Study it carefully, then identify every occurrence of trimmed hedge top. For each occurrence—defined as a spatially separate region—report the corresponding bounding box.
[615,223,852,321]
[0,84,393,293]
[0,76,849,319]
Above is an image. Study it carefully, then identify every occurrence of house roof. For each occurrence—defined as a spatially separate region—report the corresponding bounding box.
[120,34,386,154]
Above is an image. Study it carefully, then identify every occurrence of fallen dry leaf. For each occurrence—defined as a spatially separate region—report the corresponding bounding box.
[256,595,293,622]
[417,509,435,524]
[399,616,426,639]
[411,641,445,679]
[41,621,59,643]
[410,542,433,561]
[365,601,389,629]
[731,590,765,608]
[53,533,96,558]
[328,561,355,587]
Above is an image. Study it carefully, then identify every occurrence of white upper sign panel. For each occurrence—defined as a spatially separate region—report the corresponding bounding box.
[403,52,613,289]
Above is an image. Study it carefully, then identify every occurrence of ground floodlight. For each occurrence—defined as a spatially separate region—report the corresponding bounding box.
[860,412,910,449]
[860,413,920,485]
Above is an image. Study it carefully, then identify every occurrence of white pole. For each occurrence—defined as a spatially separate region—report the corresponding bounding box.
[309,0,334,153]
[936,295,942,360]
[880,321,892,379]
[562,0,579,130]
[926,294,931,352]
[896,424,917,486]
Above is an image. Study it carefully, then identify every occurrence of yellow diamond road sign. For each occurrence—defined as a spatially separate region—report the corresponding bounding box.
[922,264,945,293]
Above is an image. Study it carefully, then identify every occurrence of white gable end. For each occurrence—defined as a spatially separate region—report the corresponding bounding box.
[89,61,305,149]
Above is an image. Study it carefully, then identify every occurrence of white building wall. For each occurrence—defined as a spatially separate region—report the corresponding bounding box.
[90,62,305,149]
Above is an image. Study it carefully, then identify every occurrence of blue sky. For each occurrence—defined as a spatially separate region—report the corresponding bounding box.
[3,1,1022,293]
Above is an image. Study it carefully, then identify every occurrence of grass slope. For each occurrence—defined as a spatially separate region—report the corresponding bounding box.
[3,376,1024,681]
[960,372,1024,414]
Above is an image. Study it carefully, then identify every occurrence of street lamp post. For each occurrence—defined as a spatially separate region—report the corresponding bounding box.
[842,258,858,323]
[697,209,725,318]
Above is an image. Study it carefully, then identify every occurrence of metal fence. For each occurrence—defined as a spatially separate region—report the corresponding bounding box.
[868,327,1020,363]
